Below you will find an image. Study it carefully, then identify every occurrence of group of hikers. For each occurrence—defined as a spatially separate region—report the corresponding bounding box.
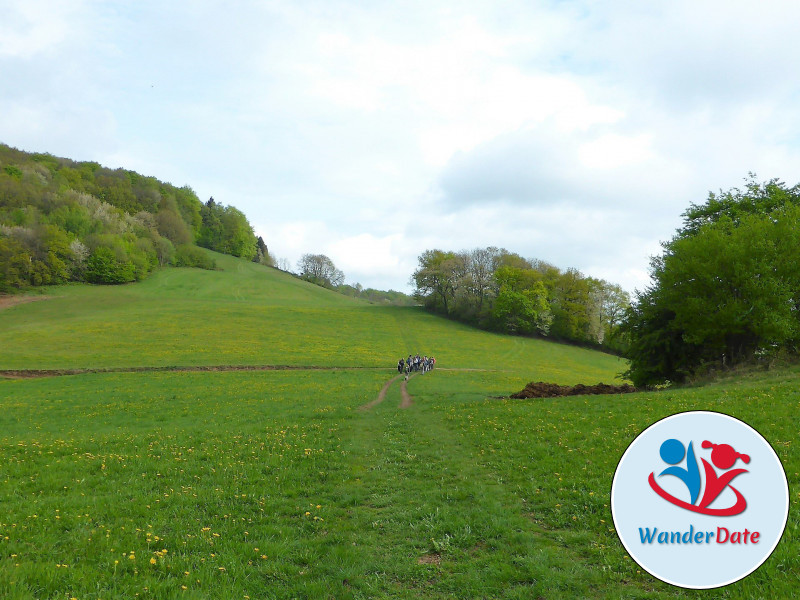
[397,354,435,377]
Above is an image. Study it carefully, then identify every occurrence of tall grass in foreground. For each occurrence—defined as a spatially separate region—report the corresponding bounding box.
[1,367,798,598]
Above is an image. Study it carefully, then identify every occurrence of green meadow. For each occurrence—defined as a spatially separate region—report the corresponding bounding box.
[0,253,619,380]
[1,254,798,599]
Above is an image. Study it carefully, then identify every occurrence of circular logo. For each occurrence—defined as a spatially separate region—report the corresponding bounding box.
[611,411,789,589]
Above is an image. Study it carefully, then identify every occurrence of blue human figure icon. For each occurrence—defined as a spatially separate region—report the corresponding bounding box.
[658,439,701,505]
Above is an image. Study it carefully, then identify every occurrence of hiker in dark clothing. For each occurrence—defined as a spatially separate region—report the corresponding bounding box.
[397,358,404,373]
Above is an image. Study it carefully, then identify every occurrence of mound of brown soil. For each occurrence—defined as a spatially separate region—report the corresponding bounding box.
[510,381,637,399]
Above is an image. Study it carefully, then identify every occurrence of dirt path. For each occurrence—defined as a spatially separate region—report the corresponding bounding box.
[358,370,426,411]
[0,295,52,311]
[0,363,492,380]
[3,363,446,413]
[400,373,417,408]
[0,364,386,379]
[359,373,403,411]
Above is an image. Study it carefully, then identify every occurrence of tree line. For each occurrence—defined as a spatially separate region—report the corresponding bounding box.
[621,176,800,387]
[0,143,268,291]
[411,247,630,351]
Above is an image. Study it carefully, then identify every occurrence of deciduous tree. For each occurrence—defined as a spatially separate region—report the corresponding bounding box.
[297,254,344,288]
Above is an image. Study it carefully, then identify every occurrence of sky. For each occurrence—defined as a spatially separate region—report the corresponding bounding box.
[3,0,800,294]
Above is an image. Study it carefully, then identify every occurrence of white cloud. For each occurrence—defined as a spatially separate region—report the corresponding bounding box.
[577,133,653,170]
[4,0,800,296]
[327,233,405,283]
[256,220,333,267]
[0,0,88,58]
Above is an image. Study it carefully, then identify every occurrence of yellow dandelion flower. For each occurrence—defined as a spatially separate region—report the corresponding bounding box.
[150,557,157,565]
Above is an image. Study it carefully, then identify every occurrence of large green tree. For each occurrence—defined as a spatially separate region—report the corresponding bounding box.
[198,198,257,260]
[492,266,551,334]
[412,249,465,314]
[623,179,800,386]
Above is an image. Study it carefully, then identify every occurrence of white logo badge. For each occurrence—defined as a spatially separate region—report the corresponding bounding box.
[611,411,789,588]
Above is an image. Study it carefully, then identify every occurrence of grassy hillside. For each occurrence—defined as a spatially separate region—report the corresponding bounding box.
[2,257,797,598]
[0,252,624,386]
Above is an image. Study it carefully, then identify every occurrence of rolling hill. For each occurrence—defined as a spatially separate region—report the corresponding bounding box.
[1,254,796,599]
[0,250,625,388]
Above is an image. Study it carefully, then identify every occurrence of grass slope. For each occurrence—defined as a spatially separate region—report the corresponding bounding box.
[3,257,797,598]
[0,253,624,386]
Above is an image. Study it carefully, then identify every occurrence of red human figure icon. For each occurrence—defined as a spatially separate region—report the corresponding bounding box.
[698,441,750,511]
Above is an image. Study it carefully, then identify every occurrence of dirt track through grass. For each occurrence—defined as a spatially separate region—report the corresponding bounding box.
[0,366,481,380]
[0,365,389,379]
[400,373,417,408]
[359,371,432,411]
[360,373,403,410]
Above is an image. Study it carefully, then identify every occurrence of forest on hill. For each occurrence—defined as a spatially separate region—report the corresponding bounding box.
[411,246,630,353]
[0,143,267,290]
[410,176,800,382]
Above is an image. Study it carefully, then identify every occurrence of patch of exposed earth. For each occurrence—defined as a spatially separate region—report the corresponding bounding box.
[510,381,637,399]
[0,294,51,311]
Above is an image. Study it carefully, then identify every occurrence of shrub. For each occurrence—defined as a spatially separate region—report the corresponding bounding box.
[173,244,217,270]
[84,246,136,284]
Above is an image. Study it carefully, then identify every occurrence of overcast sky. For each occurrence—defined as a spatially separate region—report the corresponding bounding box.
[3,1,800,294]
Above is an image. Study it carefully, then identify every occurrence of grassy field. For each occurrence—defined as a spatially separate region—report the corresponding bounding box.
[1,256,798,598]
[0,253,623,381]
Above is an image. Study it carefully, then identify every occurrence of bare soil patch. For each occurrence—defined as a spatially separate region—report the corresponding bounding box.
[0,294,51,311]
[510,381,637,399]
[417,553,441,565]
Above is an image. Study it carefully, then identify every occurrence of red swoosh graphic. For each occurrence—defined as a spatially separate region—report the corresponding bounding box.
[648,472,747,516]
